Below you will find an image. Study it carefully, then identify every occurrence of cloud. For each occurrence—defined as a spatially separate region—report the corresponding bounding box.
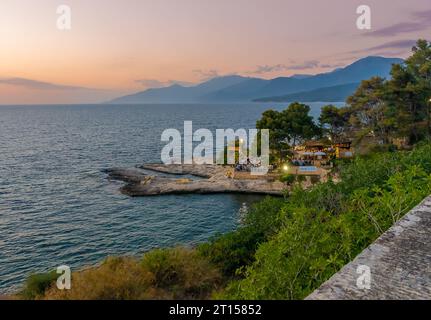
[364,10,431,37]
[286,60,320,70]
[0,77,96,91]
[248,60,342,75]
[251,64,290,74]
[364,22,426,37]
[319,63,344,69]
[350,39,417,55]
[412,9,431,20]
[248,62,318,74]
[366,40,417,51]
[193,62,339,79]
[134,79,193,89]
[192,69,220,81]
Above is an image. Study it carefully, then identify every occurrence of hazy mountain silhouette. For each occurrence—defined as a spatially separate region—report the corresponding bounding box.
[254,83,361,103]
[109,75,249,103]
[290,74,313,79]
[110,56,403,104]
[204,56,402,102]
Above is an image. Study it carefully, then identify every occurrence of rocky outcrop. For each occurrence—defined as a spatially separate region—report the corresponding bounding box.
[139,164,219,178]
[105,164,285,196]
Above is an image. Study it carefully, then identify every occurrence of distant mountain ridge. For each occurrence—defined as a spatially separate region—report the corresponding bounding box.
[109,75,250,104]
[254,83,361,103]
[109,56,403,104]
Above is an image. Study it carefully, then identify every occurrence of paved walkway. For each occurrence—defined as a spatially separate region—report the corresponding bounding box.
[307,196,431,300]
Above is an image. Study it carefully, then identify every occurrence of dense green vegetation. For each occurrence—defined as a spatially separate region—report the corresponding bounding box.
[222,144,431,299]
[21,40,431,300]
[198,197,285,278]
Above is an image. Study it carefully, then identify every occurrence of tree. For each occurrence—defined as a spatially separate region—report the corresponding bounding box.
[386,39,431,143]
[343,40,431,145]
[346,77,392,143]
[256,109,287,152]
[319,105,348,141]
[256,103,319,150]
[283,103,320,146]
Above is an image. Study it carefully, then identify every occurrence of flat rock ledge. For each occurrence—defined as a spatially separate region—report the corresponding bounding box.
[307,195,431,300]
[105,164,285,196]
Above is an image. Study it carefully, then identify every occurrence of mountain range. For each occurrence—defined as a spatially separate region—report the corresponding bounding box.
[109,56,403,104]
[254,83,361,103]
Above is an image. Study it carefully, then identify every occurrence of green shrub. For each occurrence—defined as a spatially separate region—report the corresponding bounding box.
[297,175,306,182]
[43,257,154,300]
[141,247,221,299]
[198,197,285,278]
[350,165,431,233]
[223,208,350,299]
[279,174,296,184]
[309,175,320,184]
[21,270,58,299]
[42,250,220,300]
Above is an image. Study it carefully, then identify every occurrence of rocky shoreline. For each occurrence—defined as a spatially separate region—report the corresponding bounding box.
[105,164,285,196]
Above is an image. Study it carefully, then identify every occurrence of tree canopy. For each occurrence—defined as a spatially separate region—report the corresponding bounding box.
[256,102,319,150]
[319,104,349,141]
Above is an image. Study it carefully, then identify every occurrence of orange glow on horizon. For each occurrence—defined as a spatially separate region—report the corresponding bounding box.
[0,0,429,104]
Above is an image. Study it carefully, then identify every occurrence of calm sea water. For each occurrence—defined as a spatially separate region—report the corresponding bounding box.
[0,102,339,293]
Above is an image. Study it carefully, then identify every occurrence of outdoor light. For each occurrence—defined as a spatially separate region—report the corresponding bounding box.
[283,165,289,171]
[239,138,244,144]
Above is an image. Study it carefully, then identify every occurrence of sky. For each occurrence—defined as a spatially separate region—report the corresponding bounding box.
[0,0,430,104]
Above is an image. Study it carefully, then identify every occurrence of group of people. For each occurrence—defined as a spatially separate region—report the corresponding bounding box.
[234,157,261,172]
[291,159,313,166]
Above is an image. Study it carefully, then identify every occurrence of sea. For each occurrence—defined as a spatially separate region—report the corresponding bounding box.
[0,102,342,293]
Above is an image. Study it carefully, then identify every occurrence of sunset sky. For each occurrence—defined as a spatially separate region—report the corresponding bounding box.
[0,0,430,104]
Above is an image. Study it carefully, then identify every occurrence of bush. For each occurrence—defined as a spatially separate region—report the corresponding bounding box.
[223,208,351,299]
[297,175,306,182]
[350,165,431,233]
[141,247,221,299]
[198,197,285,278]
[279,174,296,184]
[43,257,154,300]
[20,270,58,300]
[41,249,221,300]
[309,175,320,184]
